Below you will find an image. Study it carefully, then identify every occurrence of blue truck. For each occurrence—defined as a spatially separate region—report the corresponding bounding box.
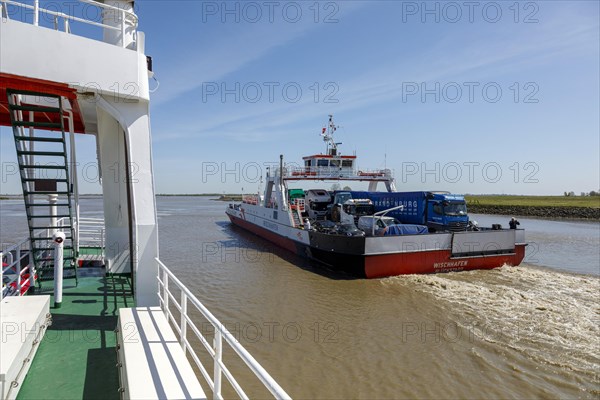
[331,191,469,232]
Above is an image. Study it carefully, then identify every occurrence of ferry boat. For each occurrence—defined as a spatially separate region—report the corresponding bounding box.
[226,116,526,277]
[0,2,289,399]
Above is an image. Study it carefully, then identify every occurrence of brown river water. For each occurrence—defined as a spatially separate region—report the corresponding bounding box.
[1,196,599,398]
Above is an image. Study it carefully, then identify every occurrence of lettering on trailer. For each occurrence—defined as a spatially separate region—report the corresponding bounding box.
[433,260,468,269]
[372,199,419,216]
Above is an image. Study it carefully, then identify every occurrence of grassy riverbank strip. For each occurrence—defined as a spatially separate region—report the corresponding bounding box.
[466,195,600,220]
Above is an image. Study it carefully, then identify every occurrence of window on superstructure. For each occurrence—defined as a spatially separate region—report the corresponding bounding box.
[342,160,353,167]
[317,159,329,167]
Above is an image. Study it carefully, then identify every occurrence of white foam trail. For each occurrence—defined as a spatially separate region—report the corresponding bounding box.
[383,265,600,381]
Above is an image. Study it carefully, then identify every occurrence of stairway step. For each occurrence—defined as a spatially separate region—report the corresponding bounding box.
[13,121,62,129]
[24,191,70,195]
[14,135,64,143]
[36,257,76,262]
[38,275,77,282]
[25,203,71,207]
[31,237,72,241]
[28,214,72,218]
[6,89,61,99]
[22,178,69,183]
[20,164,67,170]
[9,104,61,113]
[30,226,73,230]
[32,246,74,251]
[17,151,67,157]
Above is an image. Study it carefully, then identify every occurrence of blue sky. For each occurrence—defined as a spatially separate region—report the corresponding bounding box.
[1,1,599,195]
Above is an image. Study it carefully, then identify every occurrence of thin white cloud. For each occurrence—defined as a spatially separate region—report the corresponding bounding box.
[152,3,599,143]
[152,2,369,106]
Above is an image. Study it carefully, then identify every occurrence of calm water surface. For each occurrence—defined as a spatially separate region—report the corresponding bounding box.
[1,197,599,399]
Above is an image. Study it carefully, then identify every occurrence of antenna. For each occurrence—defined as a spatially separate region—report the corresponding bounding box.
[321,114,339,156]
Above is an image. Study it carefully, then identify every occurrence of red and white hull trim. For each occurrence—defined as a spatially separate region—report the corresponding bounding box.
[226,205,526,278]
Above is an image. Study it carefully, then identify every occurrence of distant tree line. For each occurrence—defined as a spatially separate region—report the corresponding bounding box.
[565,191,600,196]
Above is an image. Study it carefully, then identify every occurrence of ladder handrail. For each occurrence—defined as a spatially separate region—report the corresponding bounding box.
[7,91,78,285]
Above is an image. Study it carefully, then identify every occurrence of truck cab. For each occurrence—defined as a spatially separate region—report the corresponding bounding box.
[426,193,468,232]
[305,189,332,220]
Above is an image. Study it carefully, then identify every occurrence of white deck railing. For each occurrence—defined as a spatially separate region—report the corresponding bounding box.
[1,236,35,298]
[1,216,105,298]
[0,0,138,48]
[156,259,291,400]
[77,217,105,249]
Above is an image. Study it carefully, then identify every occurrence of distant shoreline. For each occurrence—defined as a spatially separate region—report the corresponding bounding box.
[467,204,599,220]
[466,195,599,220]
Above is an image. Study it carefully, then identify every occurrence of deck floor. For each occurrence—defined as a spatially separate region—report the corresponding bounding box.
[17,275,133,400]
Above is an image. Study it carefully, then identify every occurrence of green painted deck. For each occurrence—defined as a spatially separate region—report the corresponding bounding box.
[17,275,133,400]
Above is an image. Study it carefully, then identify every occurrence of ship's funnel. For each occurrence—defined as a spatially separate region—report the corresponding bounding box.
[100,0,136,48]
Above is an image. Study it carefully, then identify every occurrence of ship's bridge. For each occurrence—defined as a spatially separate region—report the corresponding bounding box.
[293,154,357,177]
[284,154,397,191]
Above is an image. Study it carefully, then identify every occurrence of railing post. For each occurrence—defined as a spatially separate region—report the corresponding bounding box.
[213,329,223,400]
[120,10,126,47]
[53,232,65,308]
[163,270,169,318]
[29,242,36,289]
[33,0,39,25]
[180,291,187,354]
[16,247,22,295]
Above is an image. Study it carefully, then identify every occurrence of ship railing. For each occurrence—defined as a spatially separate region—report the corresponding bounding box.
[76,217,105,251]
[286,166,394,179]
[52,215,105,256]
[156,258,291,400]
[242,195,260,206]
[290,198,305,212]
[1,236,35,299]
[0,0,138,48]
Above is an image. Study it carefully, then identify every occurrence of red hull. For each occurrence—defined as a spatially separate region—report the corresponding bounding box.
[364,245,526,278]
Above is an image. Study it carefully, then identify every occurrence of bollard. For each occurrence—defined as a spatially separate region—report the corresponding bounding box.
[53,231,66,308]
